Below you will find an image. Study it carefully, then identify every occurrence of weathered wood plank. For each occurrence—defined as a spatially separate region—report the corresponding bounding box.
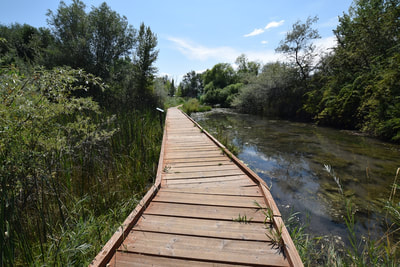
[163,176,256,186]
[111,252,250,267]
[133,214,272,241]
[143,202,266,222]
[120,231,289,267]
[153,191,265,208]
[165,164,240,174]
[163,169,244,180]
[160,185,262,196]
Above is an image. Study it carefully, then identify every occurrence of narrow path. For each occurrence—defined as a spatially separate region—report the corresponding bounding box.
[91,107,302,266]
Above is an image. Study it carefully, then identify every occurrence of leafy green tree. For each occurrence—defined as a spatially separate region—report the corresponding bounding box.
[0,24,54,68]
[235,54,260,83]
[233,62,298,116]
[276,16,320,81]
[88,3,136,80]
[179,70,203,98]
[46,0,92,69]
[132,22,159,108]
[304,0,400,141]
[203,63,237,89]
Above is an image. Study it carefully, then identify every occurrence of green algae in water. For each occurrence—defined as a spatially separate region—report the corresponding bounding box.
[191,108,400,240]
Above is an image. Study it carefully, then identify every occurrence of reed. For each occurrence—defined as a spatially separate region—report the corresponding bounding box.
[0,67,163,265]
[286,165,400,266]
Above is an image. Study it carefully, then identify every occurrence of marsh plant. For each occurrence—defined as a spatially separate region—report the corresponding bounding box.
[0,66,162,265]
[286,165,400,266]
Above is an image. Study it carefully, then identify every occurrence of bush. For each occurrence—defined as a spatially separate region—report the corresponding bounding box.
[181,98,211,115]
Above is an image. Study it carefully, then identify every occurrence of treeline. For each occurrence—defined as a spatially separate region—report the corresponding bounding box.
[178,0,400,142]
[1,0,164,265]
[1,0,159,110]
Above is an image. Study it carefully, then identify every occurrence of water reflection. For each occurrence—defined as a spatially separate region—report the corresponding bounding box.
[192,109,400,240]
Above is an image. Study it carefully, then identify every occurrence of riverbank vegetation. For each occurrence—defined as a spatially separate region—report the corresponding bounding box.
[1,1,164,265]
[176,0,400,143]
[287,166,400,266]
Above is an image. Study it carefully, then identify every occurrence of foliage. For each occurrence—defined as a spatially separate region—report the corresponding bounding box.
[0,62,162,267]
[303,0,400,141]
[131,22,159,108]
[46,0,92,70]
[180,98,211,115]
[0,23,54,68]
[178,70,203,98]
[233,62,301,118]
[88,2,136,80]
[0,66,110,265]
[276,16,321,81]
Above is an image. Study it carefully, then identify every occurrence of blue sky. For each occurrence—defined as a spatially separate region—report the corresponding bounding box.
[1,0,353,81]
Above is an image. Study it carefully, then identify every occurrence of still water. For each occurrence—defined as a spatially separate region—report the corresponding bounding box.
[192,109,400,240]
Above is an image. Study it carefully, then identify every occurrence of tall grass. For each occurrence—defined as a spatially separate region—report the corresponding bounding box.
[180,98,211,115]
[0,67,163,265]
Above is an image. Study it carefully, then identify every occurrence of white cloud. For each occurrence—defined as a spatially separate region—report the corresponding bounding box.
[243,28,264,37]
[166,36,286,77]
[265,20,285,30]
[244,20,285,37]
[167,37,237,61]
[319,17,339,29]
[245,50,284,63]
[315,36,337,53]
[261,40,268,44]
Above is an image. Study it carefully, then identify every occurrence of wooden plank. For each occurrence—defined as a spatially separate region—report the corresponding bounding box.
[133,214,272,241]
[164,176,256,186]
[164,169,244,180]
[164,156,228,164]
[160,185,262,196]
[165,151,225,159]
[165,164,240,174]
[166,160,233,168]
[153,191,265,208]
[143,202,267,222]
[166,147,220,153]
[111,252,249,267]
[120,231,289,267]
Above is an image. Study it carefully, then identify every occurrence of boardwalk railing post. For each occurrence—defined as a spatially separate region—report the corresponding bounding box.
[156,107,164,130]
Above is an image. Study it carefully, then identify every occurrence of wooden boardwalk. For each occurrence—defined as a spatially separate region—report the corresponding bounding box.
[91,107,302,267]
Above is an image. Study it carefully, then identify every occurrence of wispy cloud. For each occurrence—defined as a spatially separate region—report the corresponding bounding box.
[261,40,268,45]
[265,20,285,30]
[244,28,264,37]
[167,36,283,64]
[167,37,238,61]
[244,20,285,37]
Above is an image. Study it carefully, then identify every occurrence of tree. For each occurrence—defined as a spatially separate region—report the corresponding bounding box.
[169,78,176,96]
[276,16,321,81]
[203,63,237,89]
[235,54,260,76]
[179,71,203,98]
[132,22,159,107]
[88,3,136,80]
[46,0,92,69]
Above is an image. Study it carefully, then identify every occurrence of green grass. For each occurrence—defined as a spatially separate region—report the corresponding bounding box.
[0,67,163,265]
[180,98,212,115]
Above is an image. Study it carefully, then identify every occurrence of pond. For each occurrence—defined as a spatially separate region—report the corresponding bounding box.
[191,109,400,241]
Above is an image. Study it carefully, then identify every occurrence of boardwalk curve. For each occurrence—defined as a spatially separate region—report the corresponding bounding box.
[91,107,303,267]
